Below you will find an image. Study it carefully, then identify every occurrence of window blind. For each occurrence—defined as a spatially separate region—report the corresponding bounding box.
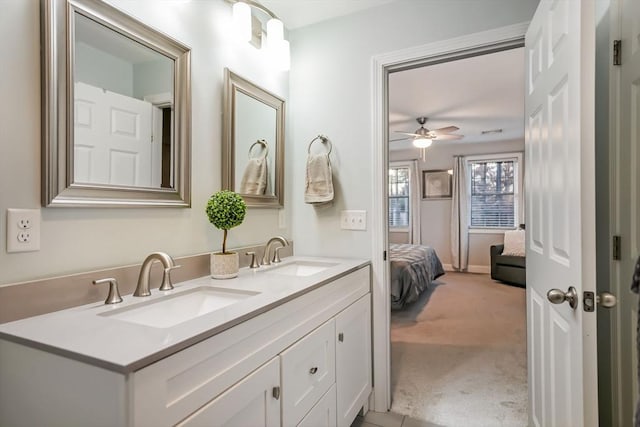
[470,160,516,228]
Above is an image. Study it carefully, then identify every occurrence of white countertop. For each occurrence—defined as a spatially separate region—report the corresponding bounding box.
[0,256,369,373]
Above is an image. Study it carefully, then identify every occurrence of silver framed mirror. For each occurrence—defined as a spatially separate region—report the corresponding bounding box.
[222,69,285,208]
[41,0,191,207]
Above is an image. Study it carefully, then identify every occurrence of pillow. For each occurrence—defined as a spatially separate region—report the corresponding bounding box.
[502,229,525,257]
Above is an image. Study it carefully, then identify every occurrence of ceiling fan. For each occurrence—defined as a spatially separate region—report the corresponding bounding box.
[390,117,464,146]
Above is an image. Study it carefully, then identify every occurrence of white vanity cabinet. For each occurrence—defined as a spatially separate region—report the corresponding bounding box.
[336,293,372,427]
[0,264,371,427]
[176,357,281,427]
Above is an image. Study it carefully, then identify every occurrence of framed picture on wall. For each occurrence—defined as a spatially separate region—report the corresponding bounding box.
[422,170,452,199]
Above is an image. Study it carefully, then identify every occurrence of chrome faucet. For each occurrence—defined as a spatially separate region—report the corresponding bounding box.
[133,252,178,297]
[261,236,289,266]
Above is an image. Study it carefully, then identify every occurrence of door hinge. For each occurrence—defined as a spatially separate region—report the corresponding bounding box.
[383,250,387,261]
[612,235,621,260]
[272,386,280,400]
[613,40,621,65]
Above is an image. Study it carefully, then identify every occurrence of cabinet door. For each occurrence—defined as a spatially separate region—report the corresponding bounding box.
[335,294,372,427]
[297,384,336,427]
[281,319,336,426]
[176,357,281,427]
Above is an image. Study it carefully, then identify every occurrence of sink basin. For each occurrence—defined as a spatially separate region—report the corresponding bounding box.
[264,261,338,277]
[99,287,260,328]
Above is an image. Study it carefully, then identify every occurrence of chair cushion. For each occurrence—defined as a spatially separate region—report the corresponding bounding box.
[495,254,526,268]
[502,229,525,256]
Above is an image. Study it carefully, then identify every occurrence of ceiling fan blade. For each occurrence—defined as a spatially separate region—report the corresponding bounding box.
[393,131,422,137]
[434,134,464,140]
[389,137,410,142]
[432,126,460,134]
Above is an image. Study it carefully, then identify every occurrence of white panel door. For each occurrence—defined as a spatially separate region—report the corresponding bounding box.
[614,0,640,423]
[525,1,597,426]
[74,82,153,187]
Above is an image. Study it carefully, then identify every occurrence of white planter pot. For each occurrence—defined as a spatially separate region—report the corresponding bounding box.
[210,252,239,279]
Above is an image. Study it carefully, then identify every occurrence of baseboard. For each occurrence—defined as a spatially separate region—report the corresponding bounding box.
[442,264,490,274]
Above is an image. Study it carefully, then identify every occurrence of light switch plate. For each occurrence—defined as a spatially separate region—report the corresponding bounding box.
[340,210,367,231]
[7,208,41,253]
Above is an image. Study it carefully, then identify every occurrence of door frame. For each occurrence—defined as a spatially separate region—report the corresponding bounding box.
[369,22,530,412]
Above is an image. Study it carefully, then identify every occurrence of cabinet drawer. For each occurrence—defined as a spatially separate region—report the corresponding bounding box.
[281,319,336,427]
[297,384,336,427]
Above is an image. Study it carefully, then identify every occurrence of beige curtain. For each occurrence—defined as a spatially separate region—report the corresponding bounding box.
[451,156,469,270]
[409,160,421,245]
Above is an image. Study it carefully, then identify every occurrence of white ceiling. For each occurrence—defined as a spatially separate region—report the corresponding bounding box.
[260,0,396,29]
[389,47,525,151]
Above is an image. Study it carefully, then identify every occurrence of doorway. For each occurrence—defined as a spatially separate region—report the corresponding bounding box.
[385,46,527,425]
[369,22,529,413]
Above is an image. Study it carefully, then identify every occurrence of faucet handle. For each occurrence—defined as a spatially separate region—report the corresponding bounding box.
[93,278,123,304]
[272,247,284,264]
[246,252,260,268]
[159,265,181,291]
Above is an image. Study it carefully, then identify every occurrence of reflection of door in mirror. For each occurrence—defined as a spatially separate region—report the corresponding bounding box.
[234,91,277,196]
[73,12,174,189]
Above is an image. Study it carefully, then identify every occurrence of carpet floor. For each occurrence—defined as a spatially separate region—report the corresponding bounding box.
[390,272,527,427]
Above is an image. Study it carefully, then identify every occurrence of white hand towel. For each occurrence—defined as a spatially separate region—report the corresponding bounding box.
[304,153,333,204]
[239,158,268,195]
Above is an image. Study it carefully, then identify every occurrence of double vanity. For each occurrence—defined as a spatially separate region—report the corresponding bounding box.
[0,257,372,427]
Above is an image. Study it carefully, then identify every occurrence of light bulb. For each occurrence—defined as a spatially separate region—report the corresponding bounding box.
[266,18,284,51]
[413,137,432,148]
[232,2,251,43]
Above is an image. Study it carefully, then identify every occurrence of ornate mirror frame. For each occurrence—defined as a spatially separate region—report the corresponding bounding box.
[41,0,191,207]
[222,68,285,208]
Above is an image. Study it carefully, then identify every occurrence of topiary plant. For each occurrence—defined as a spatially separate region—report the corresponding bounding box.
[205,190,247,254]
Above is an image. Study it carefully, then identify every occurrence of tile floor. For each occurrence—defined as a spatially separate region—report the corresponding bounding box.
[351,411,445,427]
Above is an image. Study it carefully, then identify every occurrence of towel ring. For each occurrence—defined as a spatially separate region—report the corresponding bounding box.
[307,135,332,155]
[248,139,269,159]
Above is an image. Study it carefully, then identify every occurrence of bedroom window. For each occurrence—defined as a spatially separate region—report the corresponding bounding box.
[468,155,521,229]
[389,166,410,228]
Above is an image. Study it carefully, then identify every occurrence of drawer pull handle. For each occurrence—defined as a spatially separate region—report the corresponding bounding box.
[338,332,344,342]
[309,367,318,374]
[272,386,280,400]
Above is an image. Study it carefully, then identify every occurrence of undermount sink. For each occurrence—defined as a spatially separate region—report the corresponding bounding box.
[99,287,260,328]
[264,260,338,277]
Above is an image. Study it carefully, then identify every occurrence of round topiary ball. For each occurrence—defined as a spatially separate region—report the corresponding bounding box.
[205,190,246,231]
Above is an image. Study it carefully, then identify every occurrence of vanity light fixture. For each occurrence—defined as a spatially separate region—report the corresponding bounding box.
[231,0,290,71]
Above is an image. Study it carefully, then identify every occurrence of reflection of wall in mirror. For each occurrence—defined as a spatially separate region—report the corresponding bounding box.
[75,42,172,102]
[234,91,277,195]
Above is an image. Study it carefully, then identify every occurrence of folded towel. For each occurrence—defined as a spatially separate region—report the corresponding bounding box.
[304,153,333,204]
[239,157,268,195]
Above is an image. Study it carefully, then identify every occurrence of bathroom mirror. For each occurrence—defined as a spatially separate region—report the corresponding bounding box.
[41,0,191,207]
[223,69,285,208]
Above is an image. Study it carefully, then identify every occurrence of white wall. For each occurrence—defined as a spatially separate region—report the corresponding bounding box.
[76,42,135,96]
[390,139,524,269]
[288,0,539,259]
[0,0,290,285]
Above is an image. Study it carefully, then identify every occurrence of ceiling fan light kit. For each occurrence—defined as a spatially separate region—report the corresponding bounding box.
[392,117,464,150]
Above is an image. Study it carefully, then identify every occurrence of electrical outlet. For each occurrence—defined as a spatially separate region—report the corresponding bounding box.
[7,209,40,253]
[17,232,31,243]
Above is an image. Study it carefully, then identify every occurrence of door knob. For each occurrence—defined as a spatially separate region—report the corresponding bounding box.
[584,291,617,311]
[547,286,578,309]
[597,292,617,308]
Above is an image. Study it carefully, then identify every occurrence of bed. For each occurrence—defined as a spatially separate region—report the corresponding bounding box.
[390,243,445,310]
